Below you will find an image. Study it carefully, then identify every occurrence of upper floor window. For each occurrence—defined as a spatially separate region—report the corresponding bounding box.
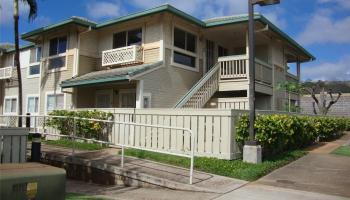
[113,28,142,49]
[30,47,42,63]
[49,36,67,56]
[174,28,196,53]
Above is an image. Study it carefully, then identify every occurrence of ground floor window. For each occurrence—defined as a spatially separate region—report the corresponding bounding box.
[119,90,136,108]
[4,97,17,114]
[95,90,113,108]
[46,93,64,113]
[27,96,39,114]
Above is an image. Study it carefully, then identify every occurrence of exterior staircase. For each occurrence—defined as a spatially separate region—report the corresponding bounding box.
[174,63,219,108]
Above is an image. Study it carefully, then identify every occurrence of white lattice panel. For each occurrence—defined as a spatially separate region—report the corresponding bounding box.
[102,45,143,66]
[0,66,13,80]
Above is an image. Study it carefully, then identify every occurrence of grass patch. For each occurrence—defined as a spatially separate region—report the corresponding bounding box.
[44,139,107,151]
[331,146,350,157]
[123,149,306,181]
[66,193,108,200]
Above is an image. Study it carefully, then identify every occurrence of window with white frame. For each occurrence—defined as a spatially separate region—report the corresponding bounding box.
[30,47,42,63]
[4,97,17,114]
[49,36,67,56]
[48,36,67,70]
[28,47,41,77]
[27,96,39,114]
[173,27,197,68]
[113,28,142,49]
[46,93,64,113]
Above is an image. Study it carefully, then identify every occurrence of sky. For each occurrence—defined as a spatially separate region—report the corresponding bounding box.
[0,0,349,81]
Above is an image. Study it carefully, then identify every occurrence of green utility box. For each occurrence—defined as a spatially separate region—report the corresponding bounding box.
[0,163,66,200]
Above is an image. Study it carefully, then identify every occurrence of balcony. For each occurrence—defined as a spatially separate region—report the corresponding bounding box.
[102,45,143,67]
[0,67,13,80]
[218,55,273,85]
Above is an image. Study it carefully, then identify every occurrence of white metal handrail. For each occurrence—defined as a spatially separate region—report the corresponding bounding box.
[0,66,13,79]
[102,45,143,66]
[0,114,195,184]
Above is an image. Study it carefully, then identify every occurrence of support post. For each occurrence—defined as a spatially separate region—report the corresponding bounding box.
[244,0,262,164]
[248,0,256,144]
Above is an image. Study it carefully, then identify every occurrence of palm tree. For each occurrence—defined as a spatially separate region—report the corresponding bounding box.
[13,0,37,126]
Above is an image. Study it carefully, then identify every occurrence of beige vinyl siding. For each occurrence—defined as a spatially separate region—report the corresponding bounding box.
[39,28,78,114]
[139,13,204,108]
[79,55,98,75]
[21,67,40,113]
[141,49,201,108]
[144,47,160,64]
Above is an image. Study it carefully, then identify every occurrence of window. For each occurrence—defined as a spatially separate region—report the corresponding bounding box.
[49,36,67,56]
[113,28,142,49]
[119,90,136,108]
[174,28,196,53]
[174,51,196,68]
[218,46,228,57]
[30,47,42,63]
[173,27,197,68]
[4,97,17,114]
[48,56,66,70]
[28,64,40,76]
[27,96,39,114]
[46,94,64,113]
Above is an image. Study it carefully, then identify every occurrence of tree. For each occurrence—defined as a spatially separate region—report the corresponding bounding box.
[13,0,37,126]
[305,87,342,115]
[277,81,303,112]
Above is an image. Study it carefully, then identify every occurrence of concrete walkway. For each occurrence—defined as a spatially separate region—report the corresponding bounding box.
[39,144,247,193]
[216,132,350,200]
[44,132,350,200]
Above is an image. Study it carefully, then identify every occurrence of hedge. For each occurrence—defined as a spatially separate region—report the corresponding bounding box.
[46,110,113,140]
[236,114,350,155]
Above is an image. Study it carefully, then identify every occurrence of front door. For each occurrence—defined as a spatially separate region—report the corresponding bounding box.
[95,90,113,108]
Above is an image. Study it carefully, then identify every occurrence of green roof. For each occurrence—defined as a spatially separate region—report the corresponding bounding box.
[61,61,163,88]
[2,43,35,54]
[97,4,205,28]
[21,16,96,39]
[19,4,314,60]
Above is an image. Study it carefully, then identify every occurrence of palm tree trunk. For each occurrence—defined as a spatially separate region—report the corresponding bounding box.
[14,0,23,126]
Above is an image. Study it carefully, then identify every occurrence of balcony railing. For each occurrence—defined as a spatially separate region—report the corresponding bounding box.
[0,66,13,80]
[218,55,273,85]
[102,45,143,67]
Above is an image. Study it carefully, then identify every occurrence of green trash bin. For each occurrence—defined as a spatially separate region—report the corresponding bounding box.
[0,163,66,200]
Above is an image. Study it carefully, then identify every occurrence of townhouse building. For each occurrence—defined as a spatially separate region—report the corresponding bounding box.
[0,4,314,115]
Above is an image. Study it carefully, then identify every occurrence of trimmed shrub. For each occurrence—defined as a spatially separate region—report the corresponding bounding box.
[236,114,349,156]
[46,110,113,140]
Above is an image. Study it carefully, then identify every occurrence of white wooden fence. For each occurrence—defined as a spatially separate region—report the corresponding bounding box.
[0,128,28,163]
[78,108,241,160]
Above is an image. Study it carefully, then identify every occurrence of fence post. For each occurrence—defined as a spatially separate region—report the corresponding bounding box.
[26,113,31,128]
[72,117,76,155]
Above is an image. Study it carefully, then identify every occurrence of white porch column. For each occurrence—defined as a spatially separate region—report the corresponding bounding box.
[136,80,144,108]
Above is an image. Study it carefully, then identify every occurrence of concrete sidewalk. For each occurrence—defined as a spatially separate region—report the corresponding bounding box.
[39,144,247,194]
[216,132,350,200]
[45,132,350,200]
